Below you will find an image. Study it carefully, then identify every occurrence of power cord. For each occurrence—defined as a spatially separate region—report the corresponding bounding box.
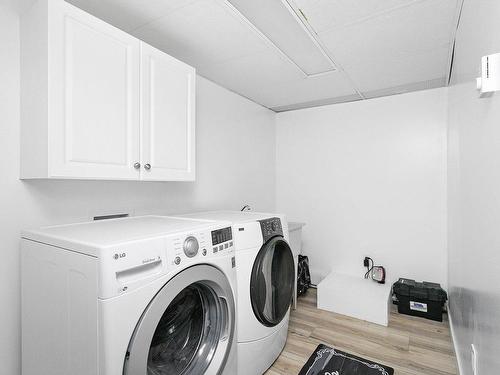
[364,257,374,279]
[364,256,386,283]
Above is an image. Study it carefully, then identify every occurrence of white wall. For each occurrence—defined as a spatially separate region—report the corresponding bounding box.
[447,1,500,374]
[0,4,276,374]
[276,88,448,286]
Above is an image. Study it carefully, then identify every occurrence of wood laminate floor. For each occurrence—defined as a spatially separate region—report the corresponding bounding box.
[266,289,458,375]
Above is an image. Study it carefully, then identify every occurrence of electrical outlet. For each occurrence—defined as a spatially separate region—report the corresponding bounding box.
[471,344,478,375]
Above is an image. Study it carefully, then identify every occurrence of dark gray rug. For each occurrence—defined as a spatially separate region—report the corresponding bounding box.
[298,344,394,375]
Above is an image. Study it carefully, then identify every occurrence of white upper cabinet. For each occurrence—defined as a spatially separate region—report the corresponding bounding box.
[20,0,195,181]
[50,2,141,179]
[141,43,196,181]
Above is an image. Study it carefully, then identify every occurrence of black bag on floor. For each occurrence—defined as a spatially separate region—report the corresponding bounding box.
[297,255,311,296]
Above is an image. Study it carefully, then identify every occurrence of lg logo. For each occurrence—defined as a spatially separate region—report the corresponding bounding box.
[113,253,126,260]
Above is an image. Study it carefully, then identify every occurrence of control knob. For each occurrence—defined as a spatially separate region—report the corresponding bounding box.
[183,236,199,258]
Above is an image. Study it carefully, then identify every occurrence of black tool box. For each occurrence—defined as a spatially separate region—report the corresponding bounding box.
[392,278,447,322]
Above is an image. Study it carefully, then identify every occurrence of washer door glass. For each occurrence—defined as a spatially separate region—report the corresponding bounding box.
[124,265,235,375]
[250,236,295,327]
[148,283,220,375]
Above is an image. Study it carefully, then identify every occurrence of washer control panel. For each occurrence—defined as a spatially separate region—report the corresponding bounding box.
[259,217,283,242]
[169,226,234,268]
[100,223,234,299]
[211,226,233,254]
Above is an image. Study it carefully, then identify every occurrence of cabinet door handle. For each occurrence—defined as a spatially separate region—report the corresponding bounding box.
[144,163,151,170]
[133,162,141,170]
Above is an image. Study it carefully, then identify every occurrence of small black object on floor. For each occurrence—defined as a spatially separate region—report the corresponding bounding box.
[298,344,394,375]
[297,255,311,296]
[392,278,447,322]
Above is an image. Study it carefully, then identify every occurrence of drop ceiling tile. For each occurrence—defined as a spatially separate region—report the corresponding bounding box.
[133,0,269,66]
[200,51,357,108]
[292,0,416,33]
[200,50,303,88]
[318,0,458,69]
[345,45,450,92]
[199,52,302,107]
[66,0,194,32]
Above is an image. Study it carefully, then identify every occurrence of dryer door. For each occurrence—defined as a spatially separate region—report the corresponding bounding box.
[124,265,235,375]
[250,236,295,327]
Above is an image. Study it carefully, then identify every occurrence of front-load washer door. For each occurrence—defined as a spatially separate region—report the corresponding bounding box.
[124,265,235,375]
[250,236,295,327]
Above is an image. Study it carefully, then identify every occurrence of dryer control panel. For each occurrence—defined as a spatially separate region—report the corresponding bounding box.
[259,217,283,242]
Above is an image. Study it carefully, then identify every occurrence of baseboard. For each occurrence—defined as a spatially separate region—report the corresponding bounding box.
[447,303,464,375]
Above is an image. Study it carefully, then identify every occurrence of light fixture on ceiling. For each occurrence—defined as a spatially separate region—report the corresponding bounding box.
[225,0,336,77]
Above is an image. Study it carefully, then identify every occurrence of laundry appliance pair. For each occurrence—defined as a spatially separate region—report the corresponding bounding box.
[21,211,295,375]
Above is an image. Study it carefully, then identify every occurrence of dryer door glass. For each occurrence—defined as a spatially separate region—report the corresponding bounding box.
[250,236,295,327]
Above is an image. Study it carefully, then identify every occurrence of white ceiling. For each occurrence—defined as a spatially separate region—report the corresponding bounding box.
[65,0,460,111]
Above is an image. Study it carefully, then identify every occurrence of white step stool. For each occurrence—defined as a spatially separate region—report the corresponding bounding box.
[317,273,392,326]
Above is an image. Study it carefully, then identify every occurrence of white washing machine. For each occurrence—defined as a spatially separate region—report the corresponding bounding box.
[183,211,295,375]
[21,216,238,375]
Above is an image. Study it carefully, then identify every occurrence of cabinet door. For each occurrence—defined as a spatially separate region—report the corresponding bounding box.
[140,43,196,181]
[49,1,141,179]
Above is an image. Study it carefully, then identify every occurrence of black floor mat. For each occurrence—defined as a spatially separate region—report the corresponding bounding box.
[298,344,394,375]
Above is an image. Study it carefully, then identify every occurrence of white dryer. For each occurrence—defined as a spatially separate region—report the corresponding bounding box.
[21,216,237,375]
[183,211,295,375]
